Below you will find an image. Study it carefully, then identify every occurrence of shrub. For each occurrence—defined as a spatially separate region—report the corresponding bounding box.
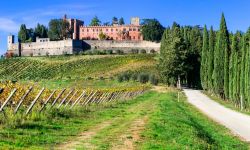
[150,49,156,54]
[138,73,149,84]
[131,49,139,54]
[105,50,113,55]
[115,50,124,55]
[140,49,147,54]
[117,74,124,82]
[150,74,159,85]
[99,76,105,80]
[131,73,138,81]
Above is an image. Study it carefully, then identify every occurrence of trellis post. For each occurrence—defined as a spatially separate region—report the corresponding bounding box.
[14,86,33,114]
[26,88,45,115]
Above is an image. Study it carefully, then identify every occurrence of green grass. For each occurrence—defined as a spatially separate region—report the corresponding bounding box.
[0,54,156,82]
[138,91,249,149]
[0,90,248,149]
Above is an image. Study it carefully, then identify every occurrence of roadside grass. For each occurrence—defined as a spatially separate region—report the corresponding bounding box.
[137,91,249,150]
[203,91,250,116]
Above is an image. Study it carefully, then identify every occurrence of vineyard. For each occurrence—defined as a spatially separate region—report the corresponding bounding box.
[0,81,147,116]
[0,54,156,81]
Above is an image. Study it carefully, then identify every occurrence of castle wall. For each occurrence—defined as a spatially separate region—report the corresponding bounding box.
[7,40,83,56]
[83,40,160,53]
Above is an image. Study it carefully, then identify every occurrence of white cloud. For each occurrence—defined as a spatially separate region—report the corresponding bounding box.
[0,18,19,33]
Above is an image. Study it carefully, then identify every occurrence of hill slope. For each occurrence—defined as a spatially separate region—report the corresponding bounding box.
[0,55,157,81]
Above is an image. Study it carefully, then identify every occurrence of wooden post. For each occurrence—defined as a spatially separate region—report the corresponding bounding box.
[40,90,56,112]
[0,88,17,112]
[76,91,86,106]
[58,89,74,108]
[51,89,66,108]
[81,91,93,105]
[70,91,85,109]
[26,88,45,115]
[83,91,97,106]
[14,86,33,114]
[64,90,78,108]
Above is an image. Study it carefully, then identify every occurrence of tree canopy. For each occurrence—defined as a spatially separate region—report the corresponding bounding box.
[141,19,165,42]
[90,16,101,26]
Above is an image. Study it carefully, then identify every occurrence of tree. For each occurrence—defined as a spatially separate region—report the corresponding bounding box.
[119,17,125,25]
[112,17,118,25]
[208,26,215,91]
[90,16,101,26]
[48,19,72,41]
[18,24,28,43]
[99,32,107,40]
[141,19,165,42]
[103,22,110,26]
[34,23,48,39]
[201,25,209,90]
[213,13,230,98]
[159,23,186,85]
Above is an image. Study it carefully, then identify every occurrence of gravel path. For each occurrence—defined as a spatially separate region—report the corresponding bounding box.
[183,89,250,142]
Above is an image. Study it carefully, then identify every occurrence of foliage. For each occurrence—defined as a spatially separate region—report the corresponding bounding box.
[18,24,29,43]
[141,19,165,42]
[34,23,48,39]
[119,17,125,25]
[48,19,72,41]
[112,17,118,25]
[99,32,107,40]
[90,16,101,26]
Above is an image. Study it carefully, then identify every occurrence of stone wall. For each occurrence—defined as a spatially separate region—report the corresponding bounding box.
[83,40,160,53]
[8,40,83,56]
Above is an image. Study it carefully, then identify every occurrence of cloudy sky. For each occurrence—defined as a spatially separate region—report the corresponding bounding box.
[0,0,250,54]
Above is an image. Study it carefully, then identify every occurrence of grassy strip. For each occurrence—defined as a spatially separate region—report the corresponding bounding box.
[0,95,149,149]
[137,91,249,149]
[203,91,250,116]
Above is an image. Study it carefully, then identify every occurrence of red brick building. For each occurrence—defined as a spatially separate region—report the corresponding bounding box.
[64,15,84,40]
[79,17,143,41]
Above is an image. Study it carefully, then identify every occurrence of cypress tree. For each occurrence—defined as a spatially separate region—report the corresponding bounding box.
[208,26,215,91]
[201,25,209,90]
[240,36,246,103]
[229,34,237,100]
[213,13,230,98]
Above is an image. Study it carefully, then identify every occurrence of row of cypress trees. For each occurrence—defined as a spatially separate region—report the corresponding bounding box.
[201,13,250,108]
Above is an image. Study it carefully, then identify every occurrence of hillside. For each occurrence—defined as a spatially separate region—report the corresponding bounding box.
[0,54,157,81]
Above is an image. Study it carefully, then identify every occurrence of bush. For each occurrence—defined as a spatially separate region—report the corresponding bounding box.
[105,50,113,55]
[117,74,124,82]
[150,49,156,54]
[115,50,124,55]
[150,74,159,85]
[140,49,147,54]
[131,49,139,54]
[131,73,138,81]
[138,73,149,84]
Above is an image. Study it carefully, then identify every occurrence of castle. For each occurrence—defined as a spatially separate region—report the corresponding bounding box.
[7,16,160,56]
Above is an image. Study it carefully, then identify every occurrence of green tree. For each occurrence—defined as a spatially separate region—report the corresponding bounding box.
[34,23,48,40]
[208,26,215,91]
[90,16,101,26]
[112,17,118,25]
[229,34,237,100]
[48,19,72,41]
[18,24,28,43]
[119,17,125,25]
[201,25,209,90]
[159,23,186,85]
[99,32,107,40]
[213,13,230,98]
[141,19,165,42]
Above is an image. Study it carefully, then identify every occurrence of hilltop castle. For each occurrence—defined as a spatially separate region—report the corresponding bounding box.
[7,16,160,57]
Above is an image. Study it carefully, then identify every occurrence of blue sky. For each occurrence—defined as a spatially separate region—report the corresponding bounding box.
[0,0,249,55]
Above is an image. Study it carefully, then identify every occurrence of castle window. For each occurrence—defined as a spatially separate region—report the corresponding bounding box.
[106,29,109,32]
[111,29,113,32]
[93,29,95,32]
[87,29,89,32]
[116,29,118,31]
[123,28,126,31]
[133,28,136,31]
[129,28,132,31]
[138,29,140,31]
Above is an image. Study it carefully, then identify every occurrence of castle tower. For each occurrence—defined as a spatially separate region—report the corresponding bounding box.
[7,35,14,50]
[131,17,140,26]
